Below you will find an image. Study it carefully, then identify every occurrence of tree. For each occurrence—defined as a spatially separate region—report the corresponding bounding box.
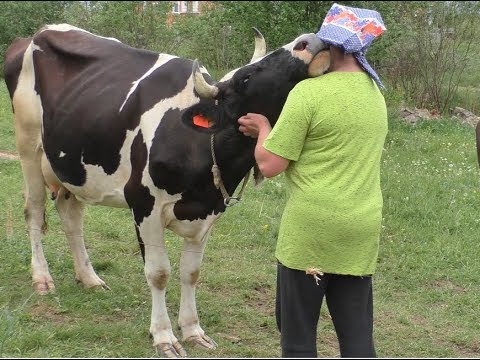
[382,1,480,113]
[63,1,173,51]
[0,1,67,75]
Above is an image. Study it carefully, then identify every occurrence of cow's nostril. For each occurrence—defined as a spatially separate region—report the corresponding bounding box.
[293,41,308,51]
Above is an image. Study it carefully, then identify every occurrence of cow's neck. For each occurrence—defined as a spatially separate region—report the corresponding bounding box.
[211,127,257,195]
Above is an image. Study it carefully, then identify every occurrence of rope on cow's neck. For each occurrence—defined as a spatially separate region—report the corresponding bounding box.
[210,134,250,207]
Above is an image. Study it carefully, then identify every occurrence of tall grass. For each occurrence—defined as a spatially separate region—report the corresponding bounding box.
[453,42,480,114]
[1,80,479,357]
[0,83,15,152]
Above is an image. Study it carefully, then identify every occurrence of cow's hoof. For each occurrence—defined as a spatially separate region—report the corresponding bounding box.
[101,283,111,290]
[75,277,110,291]
[156,341,187,358]
[33,279,55,295]
[185,334,218,350]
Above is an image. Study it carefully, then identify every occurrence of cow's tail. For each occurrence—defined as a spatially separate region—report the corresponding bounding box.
[6,39,50,237]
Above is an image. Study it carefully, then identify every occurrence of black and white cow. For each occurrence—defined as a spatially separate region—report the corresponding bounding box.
[4,24,330,357]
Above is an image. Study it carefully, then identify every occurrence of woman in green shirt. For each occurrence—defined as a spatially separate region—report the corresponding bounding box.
[238,3,388,358]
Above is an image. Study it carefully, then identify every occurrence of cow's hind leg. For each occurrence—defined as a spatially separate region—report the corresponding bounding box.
[18,155,53,294]
[179,231,217,350]
[55,187,108,289]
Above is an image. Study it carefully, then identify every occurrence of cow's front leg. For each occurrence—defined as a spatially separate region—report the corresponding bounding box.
[138,219,186,358]
[179,230,217,350]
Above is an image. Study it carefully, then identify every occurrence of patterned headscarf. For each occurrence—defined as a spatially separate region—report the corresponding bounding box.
[316,3,387,89]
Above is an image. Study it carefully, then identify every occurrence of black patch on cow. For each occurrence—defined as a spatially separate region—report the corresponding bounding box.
[150,108,209,194]
[125,130,154,226]
[182,48,309,135]
[30,28,196,186]
[172,130,257,220]
[149,107,257,221]
[221,48,308,125]
[149,108,223,220]
[134,225,146,263]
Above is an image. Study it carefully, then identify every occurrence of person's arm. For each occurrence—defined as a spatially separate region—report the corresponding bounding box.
[238,113,289,178]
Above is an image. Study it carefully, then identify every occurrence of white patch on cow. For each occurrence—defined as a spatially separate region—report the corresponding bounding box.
[119,54,178,113]
[62,129,141,208]
[31,43,43,53]
[219,68,237,82]
[41,24,121,43]
[15,42,44,139]
[167,205,218,241]
[138,74,200,149]
[59,151,66,158]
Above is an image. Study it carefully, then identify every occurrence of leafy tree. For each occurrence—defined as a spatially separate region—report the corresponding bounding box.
[63,1,173,51]
[0,1,67,75]
[384,1,480,113]
[1,1,479,114]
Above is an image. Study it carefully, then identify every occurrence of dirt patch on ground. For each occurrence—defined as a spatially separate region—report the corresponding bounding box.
[246,284,275,315]
[0,151,19,160]
[430,279,468,294]
[29,302,72,325]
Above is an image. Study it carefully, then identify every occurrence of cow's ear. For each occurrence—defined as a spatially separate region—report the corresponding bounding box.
[182,103,220,133]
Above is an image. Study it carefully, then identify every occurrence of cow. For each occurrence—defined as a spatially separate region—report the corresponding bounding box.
[4,23,330,357]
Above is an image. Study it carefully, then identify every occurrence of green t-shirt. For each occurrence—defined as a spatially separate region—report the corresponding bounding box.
[263,71,388,276]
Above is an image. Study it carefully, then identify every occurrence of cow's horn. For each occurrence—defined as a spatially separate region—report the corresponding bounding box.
[192,59,219,99]
[250,27,266,63]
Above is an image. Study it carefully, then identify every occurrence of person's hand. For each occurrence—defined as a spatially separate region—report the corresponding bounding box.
[238,113,271,138]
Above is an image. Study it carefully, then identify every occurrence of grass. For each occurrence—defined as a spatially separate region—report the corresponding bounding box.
[1,79,480,357]
[459,42,480,90]
[450,41,480,114]
[0,83,15,153]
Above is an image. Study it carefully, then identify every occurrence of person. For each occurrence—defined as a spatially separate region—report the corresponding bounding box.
[238,3,388,358]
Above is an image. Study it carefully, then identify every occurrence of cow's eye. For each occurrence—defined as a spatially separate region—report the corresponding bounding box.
[243,75,250,84]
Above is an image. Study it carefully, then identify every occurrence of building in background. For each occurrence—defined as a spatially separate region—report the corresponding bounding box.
[172,1,199,14]
[167,1,213,24]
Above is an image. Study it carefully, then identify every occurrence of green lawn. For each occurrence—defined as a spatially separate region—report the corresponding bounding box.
[1,80,479,357]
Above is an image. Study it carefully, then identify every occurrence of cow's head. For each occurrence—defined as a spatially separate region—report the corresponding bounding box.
[182,32,330,133]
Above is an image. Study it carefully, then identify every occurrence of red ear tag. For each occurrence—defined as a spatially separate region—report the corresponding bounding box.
[193,114,212,128]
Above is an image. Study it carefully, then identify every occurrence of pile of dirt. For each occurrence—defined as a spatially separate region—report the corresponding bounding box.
[450,107,480,127]
[399,107,440,124]
[399,106,480,127]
